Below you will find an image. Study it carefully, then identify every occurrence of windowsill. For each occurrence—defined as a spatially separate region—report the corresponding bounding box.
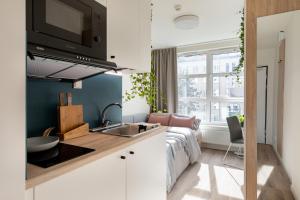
[200,123,229,129]
[201,122,227,126]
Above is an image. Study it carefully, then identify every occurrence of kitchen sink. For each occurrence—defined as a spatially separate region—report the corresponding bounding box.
[90,123,160,137]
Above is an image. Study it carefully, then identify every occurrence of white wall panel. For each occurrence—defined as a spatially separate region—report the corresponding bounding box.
[0,1,26,199]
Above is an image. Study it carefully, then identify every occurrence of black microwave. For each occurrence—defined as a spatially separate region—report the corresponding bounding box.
[27,0,107,61]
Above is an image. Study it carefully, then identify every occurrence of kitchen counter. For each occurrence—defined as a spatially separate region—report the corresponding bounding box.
[26,125,167,189]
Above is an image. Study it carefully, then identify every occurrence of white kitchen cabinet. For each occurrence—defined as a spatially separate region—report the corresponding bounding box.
[107,0,151,72]
[25,189,34,200]
[34,150,126,200]
[138,0,152,72]
[126,133,166,200]
[33,133,166,200]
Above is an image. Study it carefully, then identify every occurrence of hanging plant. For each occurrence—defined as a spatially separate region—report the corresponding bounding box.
[124,70,156,107]
[124,67,167,113]
[230,9,244,83]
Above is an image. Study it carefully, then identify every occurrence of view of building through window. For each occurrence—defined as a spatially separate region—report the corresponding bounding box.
[177,50,244,124]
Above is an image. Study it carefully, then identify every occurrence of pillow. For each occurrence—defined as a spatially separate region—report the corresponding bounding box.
[147,113,171,126]
[174,114,201,130]
[169,115,196,129]
[192,118,201,130]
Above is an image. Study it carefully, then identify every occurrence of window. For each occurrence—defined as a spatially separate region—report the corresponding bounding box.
[177,49,244,124]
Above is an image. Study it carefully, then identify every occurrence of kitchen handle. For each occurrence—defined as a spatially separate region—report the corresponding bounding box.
[110,55,116,59]
[42,127,55,137]
[129,151,135,155]
[120,156,126,160]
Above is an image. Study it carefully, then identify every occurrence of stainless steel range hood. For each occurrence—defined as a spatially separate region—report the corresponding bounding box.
[27,56,114,81]
[27,45,119,81]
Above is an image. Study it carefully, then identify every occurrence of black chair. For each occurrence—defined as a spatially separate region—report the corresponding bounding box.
[223,116,244,161]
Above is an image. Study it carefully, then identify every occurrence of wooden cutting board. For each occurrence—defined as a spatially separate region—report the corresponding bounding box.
[59,123,89,140]
[58,105,84,134]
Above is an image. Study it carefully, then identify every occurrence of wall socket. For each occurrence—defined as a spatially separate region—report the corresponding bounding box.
[73,80,82,89]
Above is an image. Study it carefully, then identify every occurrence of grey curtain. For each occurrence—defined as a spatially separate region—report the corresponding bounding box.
[152,48,178,113]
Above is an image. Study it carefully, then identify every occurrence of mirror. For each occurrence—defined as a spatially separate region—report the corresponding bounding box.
[256,10,300,199]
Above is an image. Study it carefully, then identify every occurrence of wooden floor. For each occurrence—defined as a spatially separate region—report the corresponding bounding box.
[168,144,294,200]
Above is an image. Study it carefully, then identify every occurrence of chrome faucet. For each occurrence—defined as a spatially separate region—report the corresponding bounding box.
[100,102,122,127]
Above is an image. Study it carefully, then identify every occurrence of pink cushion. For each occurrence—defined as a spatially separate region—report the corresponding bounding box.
[169,115,196,129]
[148,113,171,126]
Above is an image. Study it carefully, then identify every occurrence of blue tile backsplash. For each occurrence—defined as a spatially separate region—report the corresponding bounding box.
[26,74,122,137]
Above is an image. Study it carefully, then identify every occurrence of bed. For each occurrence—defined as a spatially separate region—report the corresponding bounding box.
[166,127,201,192]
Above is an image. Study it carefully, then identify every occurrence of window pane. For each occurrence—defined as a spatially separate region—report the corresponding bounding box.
[213,52,240,73]
[178,99,208,122]
[178,78,187,97]
[178,54,206,75]
[211,102,244,122]
[177,49,244,125]
[178,77,206,98]
[213,76,244,98]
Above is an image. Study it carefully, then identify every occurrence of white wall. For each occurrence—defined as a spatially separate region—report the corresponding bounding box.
[200,125,230,149]
[281,12,300,199]
[122,74,150,116]
[257,48,277,145]
[0,1,26,200]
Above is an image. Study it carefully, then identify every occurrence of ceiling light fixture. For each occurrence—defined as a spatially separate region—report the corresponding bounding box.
[174,15,199,30]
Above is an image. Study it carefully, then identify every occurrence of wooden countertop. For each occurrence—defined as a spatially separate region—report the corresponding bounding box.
[26,126,167,189]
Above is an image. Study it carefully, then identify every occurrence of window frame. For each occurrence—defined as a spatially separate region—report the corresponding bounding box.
[177,47,244,126]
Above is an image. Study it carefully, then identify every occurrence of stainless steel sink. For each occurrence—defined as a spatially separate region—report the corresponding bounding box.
[90,123,160,137]
[90,123,123,132]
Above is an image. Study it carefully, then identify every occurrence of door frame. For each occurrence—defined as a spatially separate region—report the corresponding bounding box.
[245,1,300,199]
[256,65,268,144]
[276,40,286,157]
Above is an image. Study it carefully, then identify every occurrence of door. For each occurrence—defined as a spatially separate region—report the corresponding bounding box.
[126,133,166,200]
[35,150,126,200]
[257,67,267,144]
[277,39,285,157]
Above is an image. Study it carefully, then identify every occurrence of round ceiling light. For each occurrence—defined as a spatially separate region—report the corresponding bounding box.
[174,15,199,30]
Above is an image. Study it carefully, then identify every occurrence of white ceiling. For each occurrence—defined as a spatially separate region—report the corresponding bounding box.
[257,12,295,50]
[151,0,244,49]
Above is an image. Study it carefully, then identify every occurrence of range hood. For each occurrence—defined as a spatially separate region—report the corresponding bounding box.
[27,44,119,81]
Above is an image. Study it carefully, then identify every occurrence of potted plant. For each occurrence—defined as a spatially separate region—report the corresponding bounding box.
[238,114,245,127]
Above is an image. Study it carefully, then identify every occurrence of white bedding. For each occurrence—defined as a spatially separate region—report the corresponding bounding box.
[166,127,201,192]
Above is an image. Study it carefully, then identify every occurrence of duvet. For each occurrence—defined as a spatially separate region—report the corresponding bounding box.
[166,127,201,192]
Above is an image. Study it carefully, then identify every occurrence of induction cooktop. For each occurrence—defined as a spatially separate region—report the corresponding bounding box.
[27,143,95,168]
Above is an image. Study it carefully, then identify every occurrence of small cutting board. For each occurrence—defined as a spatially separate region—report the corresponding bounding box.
[59,105,84,134]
